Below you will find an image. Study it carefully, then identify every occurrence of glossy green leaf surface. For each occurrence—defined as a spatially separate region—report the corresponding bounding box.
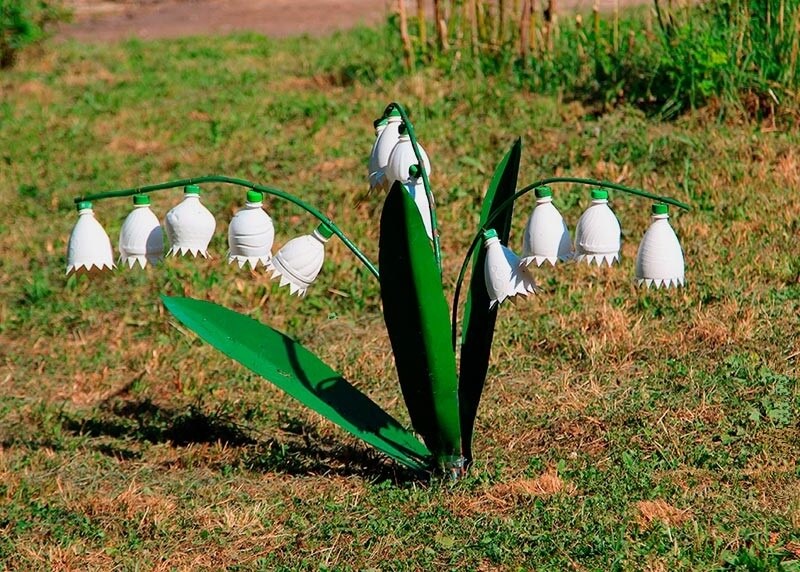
[458,139,522,465]
[378,183,462,467]
[162,295,431,471]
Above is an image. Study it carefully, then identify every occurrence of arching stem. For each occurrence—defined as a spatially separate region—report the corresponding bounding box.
[74,175,380,280]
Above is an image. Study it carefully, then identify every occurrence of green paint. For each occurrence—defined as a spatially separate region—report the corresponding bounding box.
[378,183,462,471]
[458,138,522,466]
[161,295,432,471]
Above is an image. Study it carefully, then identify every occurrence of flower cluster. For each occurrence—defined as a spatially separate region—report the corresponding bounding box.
[65,186,331,296]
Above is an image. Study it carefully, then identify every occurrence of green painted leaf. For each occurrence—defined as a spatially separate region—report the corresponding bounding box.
[379,183,462,467]
[161,295,431,471]
[458,138,522,465]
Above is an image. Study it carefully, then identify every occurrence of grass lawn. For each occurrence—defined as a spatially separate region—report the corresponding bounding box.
[0,23,799,571]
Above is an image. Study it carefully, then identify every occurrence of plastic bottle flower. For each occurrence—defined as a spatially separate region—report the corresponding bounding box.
[368,117,389,191]
[521,186,572,267]
[66,201,115,275]
[635,203,685,288]
[574,189,621,266]
[368,107,403,192]
[227,190,275,269]
[384,123,432,187]
[269,223,333,296]
[164,185,216,257]
[483,228,537,308]
[118,194,164,269]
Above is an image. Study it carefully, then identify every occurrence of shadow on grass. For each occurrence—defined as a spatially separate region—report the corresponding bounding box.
[58,397,423,483]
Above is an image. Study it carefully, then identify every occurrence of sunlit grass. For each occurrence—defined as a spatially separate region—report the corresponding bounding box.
[0,22,798,571]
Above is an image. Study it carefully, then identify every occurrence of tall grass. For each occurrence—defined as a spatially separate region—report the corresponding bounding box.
[393,0,800,118]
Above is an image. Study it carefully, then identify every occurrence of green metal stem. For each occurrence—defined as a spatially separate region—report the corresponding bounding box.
[74,175,380,280]
[389,102,443,275]
[450,176,690,348]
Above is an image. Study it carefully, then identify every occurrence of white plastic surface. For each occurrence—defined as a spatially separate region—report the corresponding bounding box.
[269,229,329,296]
[227,201,275,269]
[574,199,621,266]
[385,133,432,186]
[164,194,216,257]
[483,235,537,308]
[66,207,115,275]
[521,196,572,267]
[635,213,685,288]
[118,204,164,269]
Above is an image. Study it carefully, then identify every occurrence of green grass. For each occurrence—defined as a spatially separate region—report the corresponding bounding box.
[0,20,799,571]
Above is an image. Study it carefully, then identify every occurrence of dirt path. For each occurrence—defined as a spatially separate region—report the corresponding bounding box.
[59,0,643,42]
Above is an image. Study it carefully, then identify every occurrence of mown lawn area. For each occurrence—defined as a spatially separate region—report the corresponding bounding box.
[0,22,798,571]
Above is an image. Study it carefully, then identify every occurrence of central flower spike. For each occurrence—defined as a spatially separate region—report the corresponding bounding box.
[66,201,115,275]
[574,188,621,266]
[483,228,537,308]
[164,185,216,258]
[227,190,275,269]
[635,203,685,288]
[118,194,164,269]
[521,186,572,267]
[269,223,332,296]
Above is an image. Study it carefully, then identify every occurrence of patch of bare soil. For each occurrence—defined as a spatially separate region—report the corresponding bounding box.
[58,0,647,42]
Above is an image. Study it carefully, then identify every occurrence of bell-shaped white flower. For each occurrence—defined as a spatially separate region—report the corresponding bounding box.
[367,117,389,191]
[164,185,216,257]
[227,190,274,269]
[521,186,572,267]
[369,108,403,192]
[66,201,115,275]
[574,189,621,266]
[483,229,537,308]
[118,195,163,269]
[384,124,432,187]
[635,204,685,288]
[269,224,332,296]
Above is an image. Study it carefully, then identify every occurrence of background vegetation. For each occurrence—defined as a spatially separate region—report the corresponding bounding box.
[393,0,800,119]
[0,2,798,570]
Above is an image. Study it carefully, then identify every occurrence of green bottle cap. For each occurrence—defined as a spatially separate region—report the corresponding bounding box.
[76,201,92,211]
[133,194,150,206]
[398,122,408,135]
[535,186,553,199]
[591,189,608,200]
[385,105,402,118]
[184,184,201,195]
[315,223,334,240]
[408,164,421,178]
[373,117,389,129]
[483,228,498,240]
[652,203,669,215]
[247,190,263,203]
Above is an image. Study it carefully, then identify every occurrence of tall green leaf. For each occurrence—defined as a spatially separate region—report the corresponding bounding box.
[379,183,462,468]
[458,139,522,465]
[162,296,431,471]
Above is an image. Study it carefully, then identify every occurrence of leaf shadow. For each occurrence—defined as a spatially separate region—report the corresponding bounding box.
[59,393,424,484]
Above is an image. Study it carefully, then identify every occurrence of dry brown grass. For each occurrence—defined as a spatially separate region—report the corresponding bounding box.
[635,499,691,528]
